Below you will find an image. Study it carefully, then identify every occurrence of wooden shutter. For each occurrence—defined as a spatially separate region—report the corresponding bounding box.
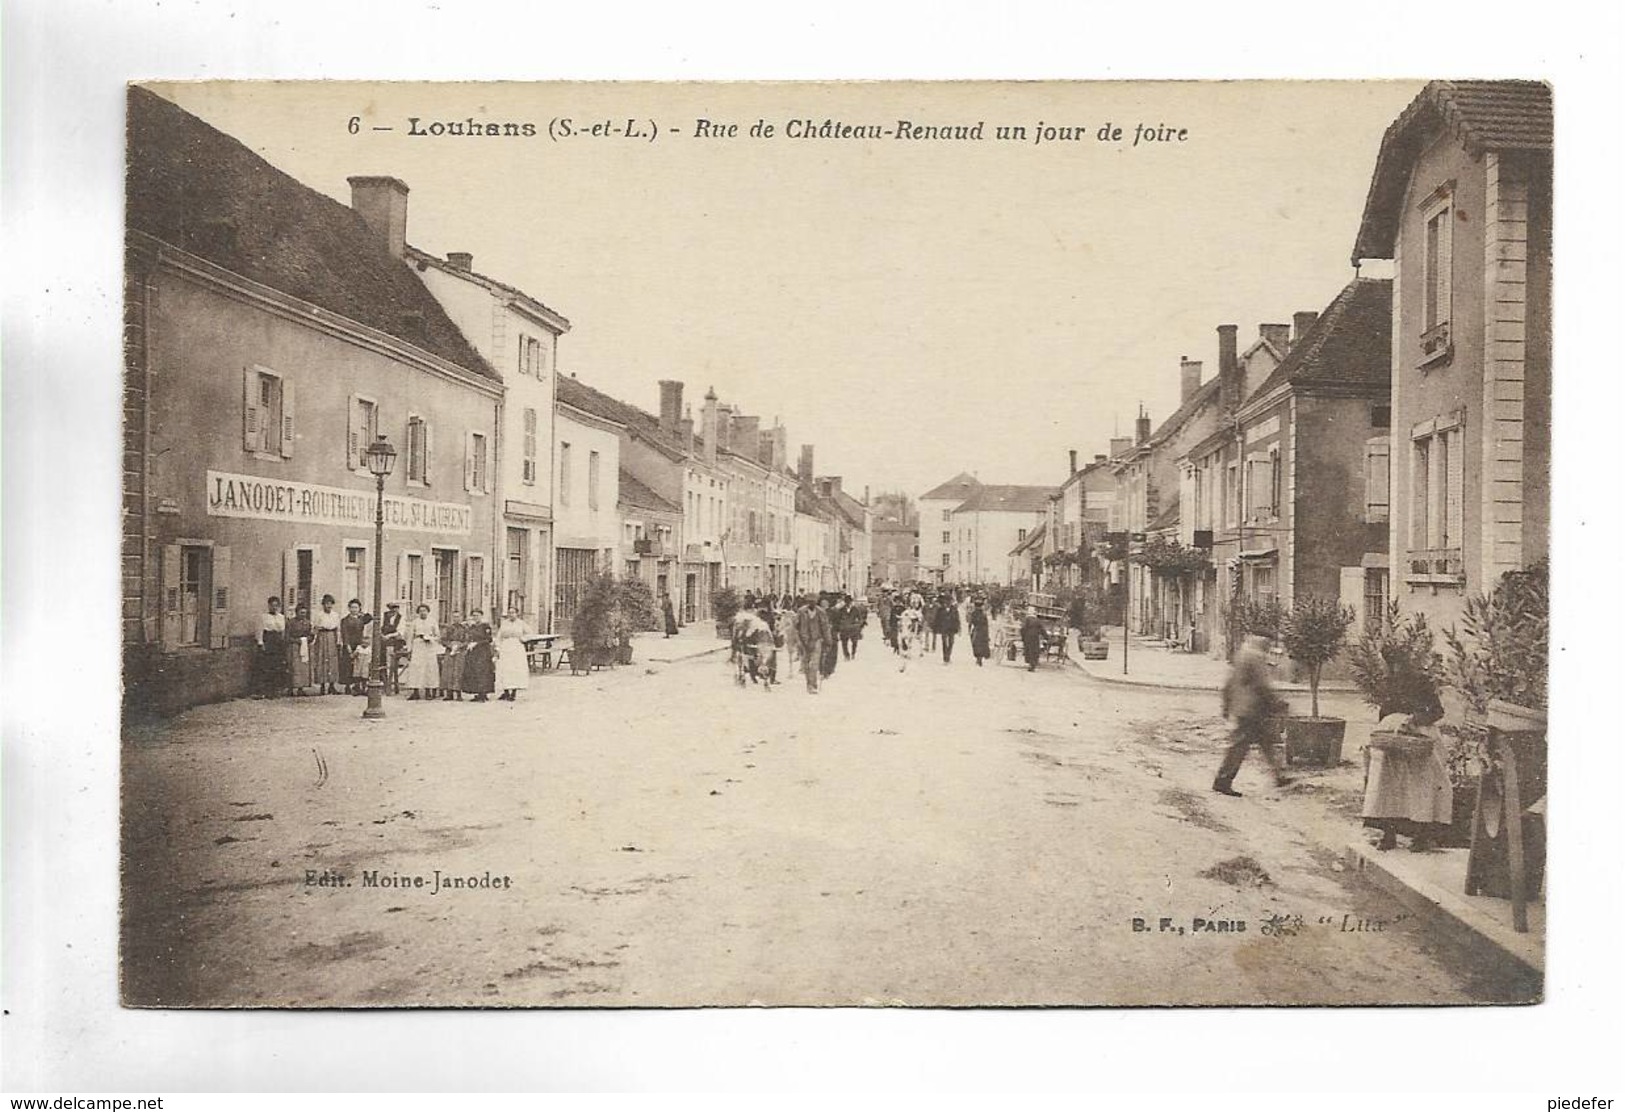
[397,551,410,605]
[464,430,475,492]
[1365,440,1390,523]
[310,545,330,610]
[423,553,439,609]
[423,422,435,487]
[160,544,183,651]
[1445,428,1464,550]
[348,395,363,470]
[210,546,232,648]
[279,378,296,457]
[243,367,261,452]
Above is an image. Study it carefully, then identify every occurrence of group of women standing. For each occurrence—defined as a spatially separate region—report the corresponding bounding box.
[254,596,534,704]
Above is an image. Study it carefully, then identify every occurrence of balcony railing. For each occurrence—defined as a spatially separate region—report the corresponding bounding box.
[1406,547,1464,581]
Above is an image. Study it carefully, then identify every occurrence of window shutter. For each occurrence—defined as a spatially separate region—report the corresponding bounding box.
[423,422,434,487]
[1365,440,1390,523]
[210,546,232,648]
[424,557,439,607]
[311,545,329,611]
[279,378,296,458]
[243,368,261,452]
[348,395,363,470]
[397,551,411,605]
[1445,429,1464,549]
[464,430,475,492]
[160,544,183,652]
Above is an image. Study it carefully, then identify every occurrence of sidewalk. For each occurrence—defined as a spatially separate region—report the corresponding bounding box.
[1344,841,1544,977]
[633,621,730,665]
[1069,627,1357,694]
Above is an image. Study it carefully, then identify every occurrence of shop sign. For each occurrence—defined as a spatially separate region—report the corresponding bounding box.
[206,470,472,535]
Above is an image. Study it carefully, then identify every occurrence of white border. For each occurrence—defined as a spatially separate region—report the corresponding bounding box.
[4,0,1622,1096]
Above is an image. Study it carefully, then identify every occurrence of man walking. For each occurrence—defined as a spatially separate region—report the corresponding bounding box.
[936,594,961,663]
[968,596,991,667]
[1213,634,1293,796]
[794,595,830,693]
[1018,606,1045,672]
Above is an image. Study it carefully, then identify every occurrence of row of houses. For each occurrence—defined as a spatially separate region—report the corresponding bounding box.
[1013,80,1552,659]
[123,88,877,713]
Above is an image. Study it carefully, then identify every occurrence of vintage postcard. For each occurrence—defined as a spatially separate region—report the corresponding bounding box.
[120,79,1549,1008]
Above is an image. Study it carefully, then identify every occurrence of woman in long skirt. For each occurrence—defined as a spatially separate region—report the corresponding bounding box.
[494,607,531,701]
[461,609,496,702]
[438,615,467,701]
[339,599,371,695]
[255,596,288,698]
[400,603,442,700]
[1363,698,1453,851]
[285,604,314,695]
[310,594,343,695]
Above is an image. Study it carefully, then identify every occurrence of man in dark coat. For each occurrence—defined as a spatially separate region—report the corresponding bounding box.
[1213,634,1292,796]
[936,595,962,663]
[969,598,991,666]
[1019,608,1046,672]
[339,599,373,695]
[794,595,831,693]
[820,595,842,678]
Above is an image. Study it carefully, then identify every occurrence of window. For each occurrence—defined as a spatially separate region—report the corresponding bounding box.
[179,546,207,646]
[466,432,488,493]
[244,367,293,458]
[161,543,230,651]
[1408,420,1465,575]
[1018,528,1027,541]
[347,396,378,471]
[559,442,572,506]
[588,451,600,509]
[555,547,598,624]
[1422,196,1453,332]
[1364,569,1388,637]
[942,530,951,544]
[1223,464,1238,529]
[1268,448,1282,516]
[522,408,538,484]
[343,545,366,607]
[464,555,486,615]
[941,510,951,522]
[406,416,431,485]
[941,552,950,567]
[1364,438,1391,524]
[1410,437,1431,550]
[400,552,425,607]
[1371,405,1391,429]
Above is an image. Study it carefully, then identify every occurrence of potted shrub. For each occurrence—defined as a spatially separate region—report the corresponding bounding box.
[710,585,742,639]
[570,570,619,672]
[1279,595,1355,766]
[613,577,658,665]
[1068,584,1110,659]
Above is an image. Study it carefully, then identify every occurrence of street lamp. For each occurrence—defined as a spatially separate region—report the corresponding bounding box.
[362,434,397,720]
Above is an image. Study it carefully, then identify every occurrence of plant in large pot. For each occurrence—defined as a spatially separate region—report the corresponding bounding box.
[1065,583,1110,659]
[710,585,742,639]
[570,570,620,672]
[1278,595,1355,767]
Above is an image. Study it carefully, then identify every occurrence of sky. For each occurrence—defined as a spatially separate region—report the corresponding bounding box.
[148,80,1422,497]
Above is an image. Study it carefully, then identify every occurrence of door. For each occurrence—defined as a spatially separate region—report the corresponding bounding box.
[433,548,458,623]
[464,555,486,618]
[684,572,698,623]
[296,549,314,613]
[343,546,365,608]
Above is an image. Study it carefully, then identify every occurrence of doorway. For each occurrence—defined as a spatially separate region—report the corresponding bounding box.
[433,548,458,623]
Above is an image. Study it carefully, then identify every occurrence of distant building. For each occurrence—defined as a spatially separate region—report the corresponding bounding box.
[1352,80,1552,630]
[948,484,1056,586]
[871,518,919,586]
[917,472,981,582]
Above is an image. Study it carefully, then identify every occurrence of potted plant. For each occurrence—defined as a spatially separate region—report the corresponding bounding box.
[1279,595,1355,767]
[613,577,658,665]
[710,585,742,639]
[570,570,620,672]
[1067,584,1110,659]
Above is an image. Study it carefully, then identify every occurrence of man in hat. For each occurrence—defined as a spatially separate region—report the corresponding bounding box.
[1213,634,1293,796]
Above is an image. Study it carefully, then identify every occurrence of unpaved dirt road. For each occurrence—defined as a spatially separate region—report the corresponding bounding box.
[121,631,1536,1007]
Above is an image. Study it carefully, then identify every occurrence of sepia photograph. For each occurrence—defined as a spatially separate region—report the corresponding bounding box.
[113,77,1555,1010]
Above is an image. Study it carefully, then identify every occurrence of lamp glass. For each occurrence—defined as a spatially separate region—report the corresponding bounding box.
[365,437,397,479]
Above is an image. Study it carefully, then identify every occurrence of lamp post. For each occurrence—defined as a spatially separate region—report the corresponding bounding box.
[362,435,398,720]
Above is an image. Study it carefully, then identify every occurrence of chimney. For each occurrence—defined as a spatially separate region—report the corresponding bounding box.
[864,485,871,505]
[701,388,720,466]
[1069,449,1079,475]
[771,425,788,471]
[1217,324,1240,413]
[1293,311,1319,347]
[798,444,814,485]
[446,251,473,271]
[731,414,760,460]
[1109,436,1133,459]
[347,176,410,259]
[658,380,684,435]
[1135,405,1151,446]
[1260,323,1291,355]
[715,403,735,455]
[679,407,695,450]
[1094,453,1108,464]
[757,429,775,466]
[1180,357,1203,403]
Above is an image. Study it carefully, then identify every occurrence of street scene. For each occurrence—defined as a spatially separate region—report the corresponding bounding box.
[120,79,1550,1007]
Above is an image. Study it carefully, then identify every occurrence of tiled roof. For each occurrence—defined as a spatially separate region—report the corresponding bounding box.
[831,489,870,530]
[920,472,982,502]
[1247,278,1392,401]
[406,248,570,333]
[1148,376,1221,445]
[126,88,497,381]
[956,484,1056,514]
[553,375,689,460]
[1149,493,1181,532]
[1010,527,1046,555]
[617,467,679,514]
[1353,80,1552,262]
